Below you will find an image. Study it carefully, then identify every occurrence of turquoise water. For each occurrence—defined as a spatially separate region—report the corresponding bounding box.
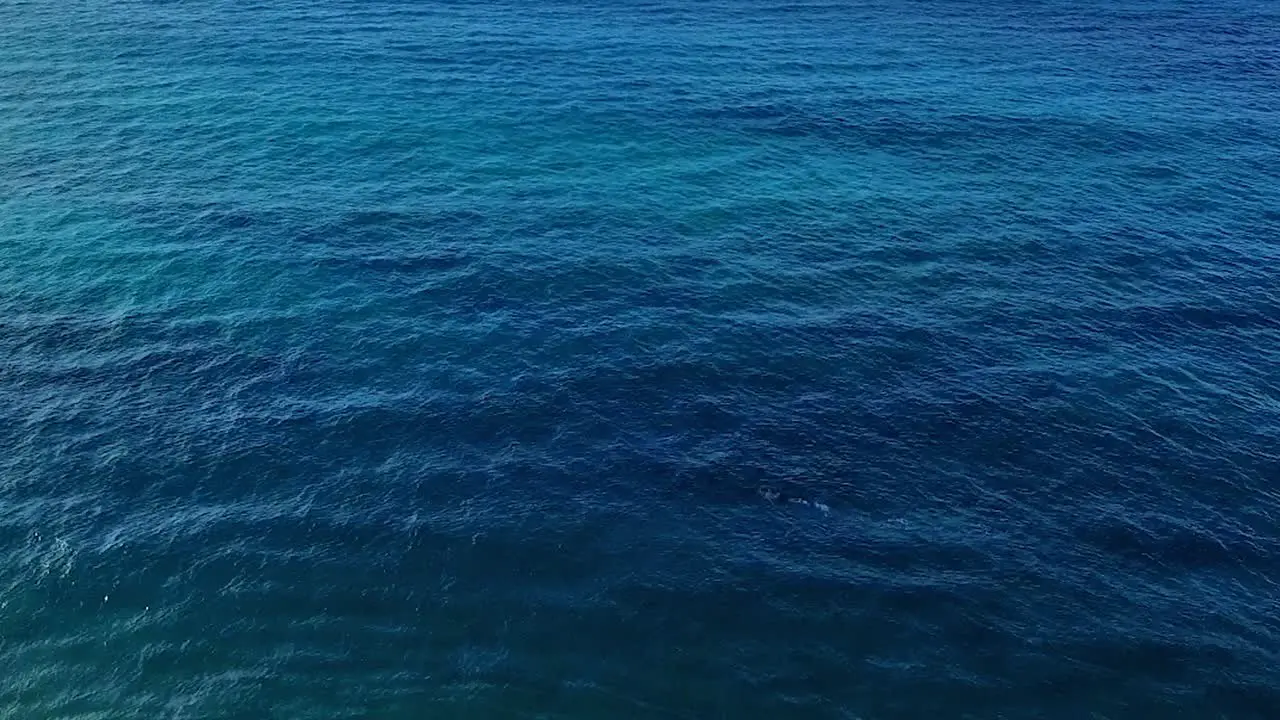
[3,0,1279,717]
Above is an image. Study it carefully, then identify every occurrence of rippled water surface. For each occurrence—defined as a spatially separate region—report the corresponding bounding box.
[3,0,1280,717]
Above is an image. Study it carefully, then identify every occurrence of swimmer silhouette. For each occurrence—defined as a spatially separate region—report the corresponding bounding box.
[758,486,830,513]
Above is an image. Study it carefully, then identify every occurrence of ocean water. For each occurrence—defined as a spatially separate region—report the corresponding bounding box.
[3,0,1279,717]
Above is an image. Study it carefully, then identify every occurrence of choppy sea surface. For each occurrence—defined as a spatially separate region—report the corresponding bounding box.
[3,0,1279,717]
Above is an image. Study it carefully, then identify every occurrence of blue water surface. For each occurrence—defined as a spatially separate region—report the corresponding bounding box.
[2,0,1279,717]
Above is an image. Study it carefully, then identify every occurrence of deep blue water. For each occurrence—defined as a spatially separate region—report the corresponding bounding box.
[3,0,1280,717]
